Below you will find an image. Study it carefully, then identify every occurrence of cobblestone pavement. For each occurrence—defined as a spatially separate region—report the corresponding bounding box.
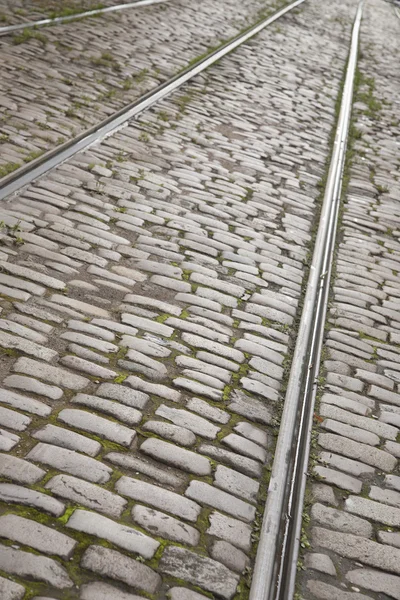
[298,1,400,599]
[0,0,361,597]
[0,0,279,176]
[0,0,124,24]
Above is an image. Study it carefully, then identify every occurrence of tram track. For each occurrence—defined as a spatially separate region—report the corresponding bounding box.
[0,0,379,598]
[0,0,170,37]
[0,0,306,202]
[249,3,365,598]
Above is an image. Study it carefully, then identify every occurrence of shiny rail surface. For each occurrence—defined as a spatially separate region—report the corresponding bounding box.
[249,2,364,599]
[0,0,169,37]
[0,0,307,202]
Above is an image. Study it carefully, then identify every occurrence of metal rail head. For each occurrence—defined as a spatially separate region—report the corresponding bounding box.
[0,0,307,202]
[248,2,364,599]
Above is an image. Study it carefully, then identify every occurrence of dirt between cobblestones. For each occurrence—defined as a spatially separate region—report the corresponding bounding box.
[0,0,388,598]
[297,0,400,598]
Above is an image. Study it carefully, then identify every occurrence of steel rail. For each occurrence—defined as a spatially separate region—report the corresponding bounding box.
[249,2,364,599]
[0,0,169,37]
[0,0,307,202]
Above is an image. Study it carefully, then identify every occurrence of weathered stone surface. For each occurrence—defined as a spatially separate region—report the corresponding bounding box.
[0,483,64,516]
[304,552,336,575]
[141,438,211,475]
[185,480,255,522]
[346,568,400,600]
[0,388,53,415]
[156,404,220,439]
[0,514,76,559]
[345,495,400,527]
[168,588,209,600]
[0,575,25,600]
[314,465,362,493]
[214,465,259,504]
[307,579,371,600]
[67,509,159,558]
[27,443,112,483]
[132,505,200,546]
[97,382,149,409]
[58,408,136,447]
[80,582,144,600]
[46,474,126,517]
[159,546,240,600]
[0,453,45,484]
[211,540,249,573]
[81,545,161,594]
[33,424,101,456]
[13,357,89,390]
[0,544,73,588]
[116,477,200,521]
[143,420,196,446]
[311,503,373,537]
[106,453,184,487]
[313,527,400,574]
[318,433,396,471]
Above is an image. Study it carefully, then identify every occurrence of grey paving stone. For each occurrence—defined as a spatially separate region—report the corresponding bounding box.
[0,319,48,344]
[186,397,230,424]
[166,317,229,343]
[80,582,145,600]
[185,480,255,522]
[386,474,400,493]
[168,588,209,600]
[199,444,262,478]
[304,552,336,575]
[124,294,181,316]
[0,575,25,600]
[320,402,397,440]
[326,372,364,392]
[0,429,19,451]
[60,356,117,379]
[222,433,267,463]
[0,483,64,516]
[0,453,45,484]
[143,420,196,446]
[81,545,161,594]
[355,368,394,390]
[156,404,220,439]
[311,503,373,537]
[196,351,239,372]
[122,313,173,337]
[214,465,259,504]
[313,526,400,575]
[0,514,76,559]
[228,389,274,425]
[141,437,211,475]
[97,383,149,410]
[106,453,184,488]
[46,474,127,518]
[33,424,101,456]
[385,440,400,458]
[126,376,181,402]
[314,465,362,493]
[132,505,200,546]
[378,530,400,548]
[0,331,57,361]
[211,540,249,573]
[58,408,136,447]
[27,443,112,483]
[318,451,374,477]
[318,433,396,471]
[311,483,338,506]
[3,376,62,402]
[67,509,159,558]
[181,333,244,363]
[320,418,380,446]
[0,406,31,431]
[369,385,400,406]
[0,544,73,589]
[173,377,223,400]
[346,568,400,600]
[60,331,118,354]
[321,392,371,415]
[50,294,110,318]
[159,546,239,600]
[116,476,200,521]
[345,495,400,527]
[307,580,371,600]
[369,485,400,508]
[13,357,89,390]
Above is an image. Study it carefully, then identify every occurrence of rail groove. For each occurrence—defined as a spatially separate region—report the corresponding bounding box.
[0,0,306,202]
[249,2,364,599]
[0,0,169,37]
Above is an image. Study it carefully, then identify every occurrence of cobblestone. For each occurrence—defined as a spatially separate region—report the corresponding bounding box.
[0,545,73,589]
